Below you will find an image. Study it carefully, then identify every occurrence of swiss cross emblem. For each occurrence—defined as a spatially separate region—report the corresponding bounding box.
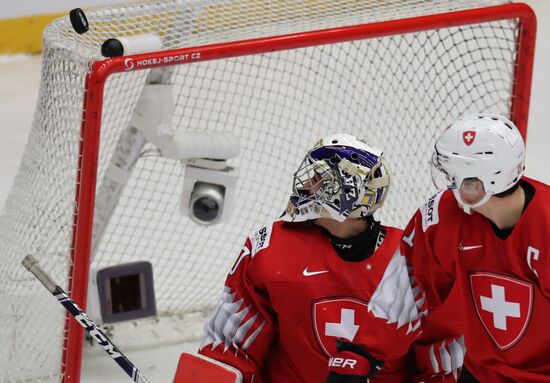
[312,297,368,357]
[463,130,476,145]
[469,272,533,350]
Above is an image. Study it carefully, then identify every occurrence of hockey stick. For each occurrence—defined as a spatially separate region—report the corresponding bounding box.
[22,255,150,383]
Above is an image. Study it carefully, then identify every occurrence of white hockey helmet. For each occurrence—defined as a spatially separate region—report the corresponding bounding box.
[281,133,391,222]
[431,113,525,212]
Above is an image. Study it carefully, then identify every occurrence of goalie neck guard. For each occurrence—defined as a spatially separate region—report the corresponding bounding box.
[281,134,390,222]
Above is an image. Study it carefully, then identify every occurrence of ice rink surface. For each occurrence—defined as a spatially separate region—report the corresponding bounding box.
[0,1,548,382]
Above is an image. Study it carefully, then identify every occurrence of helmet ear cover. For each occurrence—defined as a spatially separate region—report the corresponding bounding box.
[281,134,391,222]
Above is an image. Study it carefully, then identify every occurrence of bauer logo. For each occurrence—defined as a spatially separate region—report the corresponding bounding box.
[328,357,357,369]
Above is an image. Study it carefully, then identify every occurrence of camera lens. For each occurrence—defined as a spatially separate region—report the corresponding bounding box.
[188,182,225,225]
[192,196,220,223]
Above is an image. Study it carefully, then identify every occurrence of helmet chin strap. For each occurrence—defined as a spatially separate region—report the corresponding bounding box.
[452,189,492,214]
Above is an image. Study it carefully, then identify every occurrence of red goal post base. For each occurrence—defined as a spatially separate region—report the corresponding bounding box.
[173,352,243,383]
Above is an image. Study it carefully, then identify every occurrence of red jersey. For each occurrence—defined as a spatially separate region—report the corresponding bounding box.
[402,178,550,382]
[199,221,426,383]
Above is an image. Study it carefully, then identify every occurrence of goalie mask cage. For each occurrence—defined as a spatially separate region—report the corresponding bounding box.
[0,0,535,382]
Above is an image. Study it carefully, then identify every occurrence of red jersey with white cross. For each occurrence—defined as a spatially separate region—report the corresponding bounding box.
[402,177,550,383]
[199,221,427,383]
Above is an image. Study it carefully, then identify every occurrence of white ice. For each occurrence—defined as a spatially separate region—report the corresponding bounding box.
[0,1,549,381]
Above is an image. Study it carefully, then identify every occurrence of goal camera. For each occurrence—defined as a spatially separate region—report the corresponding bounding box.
[181,159,238,225]
[127,79,241,226]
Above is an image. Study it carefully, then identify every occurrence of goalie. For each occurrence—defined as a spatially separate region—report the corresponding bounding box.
[195,134,459,382]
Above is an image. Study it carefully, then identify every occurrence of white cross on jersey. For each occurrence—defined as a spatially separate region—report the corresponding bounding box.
[464,132,474,144]
[480,284,520,330]
[325,308,359,341]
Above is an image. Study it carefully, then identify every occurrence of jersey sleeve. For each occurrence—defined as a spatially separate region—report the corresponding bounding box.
[401,195,466,382]
[199,232,277,383]
[365,238,425,360]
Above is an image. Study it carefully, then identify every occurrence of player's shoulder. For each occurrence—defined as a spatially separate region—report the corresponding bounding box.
[418,189,459,232]
[246,220,318,257]
[245,222,275,256]
[381,225,403,236]
[378,224,403,249]
[523,177,550,221]
[526,176,550,199]
[525,176,550,189]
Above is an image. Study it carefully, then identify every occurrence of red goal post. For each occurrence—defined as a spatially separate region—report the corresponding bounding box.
[0,1,536,383]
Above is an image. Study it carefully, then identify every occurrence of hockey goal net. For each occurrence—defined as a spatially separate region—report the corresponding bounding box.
[0,0,535,382]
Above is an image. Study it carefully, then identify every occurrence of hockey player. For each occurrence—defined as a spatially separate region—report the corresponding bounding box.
[402,114,550,382]
[198,134,440,383]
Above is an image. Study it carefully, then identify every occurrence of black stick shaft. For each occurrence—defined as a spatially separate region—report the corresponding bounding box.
[22,255,150,383]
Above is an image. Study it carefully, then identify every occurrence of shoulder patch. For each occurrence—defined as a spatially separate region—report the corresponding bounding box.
[421,190,444,232]
[249,224,273,256]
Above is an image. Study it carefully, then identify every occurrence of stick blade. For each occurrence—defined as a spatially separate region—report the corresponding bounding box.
[173,353,242,383]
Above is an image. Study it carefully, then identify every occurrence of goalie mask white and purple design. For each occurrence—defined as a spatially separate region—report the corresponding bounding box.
[281,134,391,222]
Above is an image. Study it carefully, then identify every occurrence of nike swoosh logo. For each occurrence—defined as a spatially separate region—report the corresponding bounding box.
[303,268,329,277]
[459,244,483,251]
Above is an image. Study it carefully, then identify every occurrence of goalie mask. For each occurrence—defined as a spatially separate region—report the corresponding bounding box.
[430,114,525,213]
[281,134,391,222]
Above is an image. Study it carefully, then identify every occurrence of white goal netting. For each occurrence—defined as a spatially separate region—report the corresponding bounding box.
[0,0,533,381]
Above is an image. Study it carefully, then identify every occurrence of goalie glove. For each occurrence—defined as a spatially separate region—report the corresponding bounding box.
[326,339,384,383]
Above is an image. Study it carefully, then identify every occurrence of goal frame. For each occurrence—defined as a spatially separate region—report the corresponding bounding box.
[64,3,536,382]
